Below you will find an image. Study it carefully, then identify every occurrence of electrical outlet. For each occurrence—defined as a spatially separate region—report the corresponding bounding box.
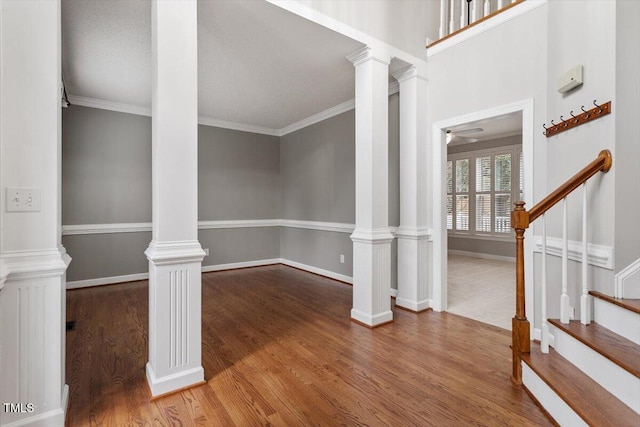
[6,187,41,212]
[340,254,345,264]
[204,248,210,256]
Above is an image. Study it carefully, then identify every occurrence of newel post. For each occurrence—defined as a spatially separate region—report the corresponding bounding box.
[511,201,530,384]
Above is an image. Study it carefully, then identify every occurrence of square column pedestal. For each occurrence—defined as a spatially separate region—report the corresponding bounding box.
[145,241,205,396]
[351,230,394,327]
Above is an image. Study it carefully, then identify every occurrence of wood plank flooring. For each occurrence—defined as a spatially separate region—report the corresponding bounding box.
[65,265,552,426]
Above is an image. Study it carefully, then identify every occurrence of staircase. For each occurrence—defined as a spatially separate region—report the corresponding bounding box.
[521,291,640,426]
[509,150,640,425]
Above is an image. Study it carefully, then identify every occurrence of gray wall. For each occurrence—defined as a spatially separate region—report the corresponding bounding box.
[447,135,521,258]
[63,94,400,285]
[279,94,400,288]
[62,105,152,224]
[62,106,281,281]
[199,126,280,220]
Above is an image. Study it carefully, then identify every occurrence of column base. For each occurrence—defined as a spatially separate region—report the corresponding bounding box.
[0,248,70,427]
[396,230,430,313]
[145,240,205,397]
[146,362,205,398]
[351,229,394,328]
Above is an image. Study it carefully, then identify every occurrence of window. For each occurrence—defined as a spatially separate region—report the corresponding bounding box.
[447,145,522,238]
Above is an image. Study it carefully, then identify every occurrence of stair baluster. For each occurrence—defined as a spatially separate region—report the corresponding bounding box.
[561,197,570,323]
[541,214,549,353]
[581,182,591,324]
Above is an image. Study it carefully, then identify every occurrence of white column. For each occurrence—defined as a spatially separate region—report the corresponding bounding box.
[346,46,393,327]
[0,1,70,426]
[145,0,205,397]
[392,65,430,313]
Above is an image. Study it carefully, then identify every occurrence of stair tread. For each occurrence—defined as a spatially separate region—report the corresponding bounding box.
[590,290,640,315]
[522,346,640,427]
[548,319,640,378]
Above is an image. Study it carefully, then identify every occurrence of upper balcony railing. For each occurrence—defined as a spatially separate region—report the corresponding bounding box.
[428,0,525,49]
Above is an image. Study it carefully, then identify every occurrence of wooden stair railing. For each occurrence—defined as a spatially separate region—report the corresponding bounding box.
[510,149,612,384]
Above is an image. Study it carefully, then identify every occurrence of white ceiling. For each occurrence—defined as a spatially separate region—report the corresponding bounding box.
[447,111,523,146]
[62,0,367,130]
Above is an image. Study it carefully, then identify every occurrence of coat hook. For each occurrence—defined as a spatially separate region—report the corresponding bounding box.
[543,123,548,136]
[581,105,590,118]
[551,119,556,126]
[560,115,568,127]
[593,100,603,114]
[570,110,578,124]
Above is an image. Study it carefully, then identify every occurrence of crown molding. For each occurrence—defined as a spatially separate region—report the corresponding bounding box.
[69,81,401,139]
[280,99,355,136]
[197,116,280,137]
[68,95,152,117]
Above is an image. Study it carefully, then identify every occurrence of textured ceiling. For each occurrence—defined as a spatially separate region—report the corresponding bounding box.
[62,0,365,130]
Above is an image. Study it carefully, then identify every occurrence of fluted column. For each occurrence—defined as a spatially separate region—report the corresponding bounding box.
[0,1,70,425]
[145,0,205,397]
[393,65,430,313]
[346,46,394,327]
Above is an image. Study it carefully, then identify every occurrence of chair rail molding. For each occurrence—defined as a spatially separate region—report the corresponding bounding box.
[533,236,614,270]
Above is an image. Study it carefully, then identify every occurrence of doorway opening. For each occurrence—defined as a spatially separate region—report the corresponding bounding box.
[431,100,534,333]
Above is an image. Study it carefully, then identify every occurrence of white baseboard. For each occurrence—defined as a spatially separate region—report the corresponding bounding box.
[67,272,149,289]
[201,259,281,273]
[448,249,515,263]
[279,258,353,284]
[67,259,392,301]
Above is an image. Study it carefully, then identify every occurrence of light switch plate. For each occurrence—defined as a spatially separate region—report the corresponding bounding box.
[6,187,41,212]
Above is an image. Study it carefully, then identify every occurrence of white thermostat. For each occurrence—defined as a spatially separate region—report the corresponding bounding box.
[558,65,583,93]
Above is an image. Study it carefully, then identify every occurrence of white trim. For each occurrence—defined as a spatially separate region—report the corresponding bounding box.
[198,219,281,230]
[1,248,71,282]
[63,222,152,235]
[280,258,353,284]
[62,220,355,235]
[432,98,535,328]
[280,219,355,234]
[197,116,280,137]
[67,272,149,289]
[533,236,614,270]
[390,288,398,298]
[615,258,640,298]
[201,259,280,273]
[448,232,513,242]
[70,79,402,139]
[427,0,548,57]
[67,95,151,117]
[280,99,355,136]
[448,249,515,263]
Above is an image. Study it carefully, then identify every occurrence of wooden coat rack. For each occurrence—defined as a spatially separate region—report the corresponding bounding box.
[543,100,611,138]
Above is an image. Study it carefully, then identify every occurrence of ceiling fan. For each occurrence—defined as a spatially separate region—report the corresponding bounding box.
[446,127,484,145]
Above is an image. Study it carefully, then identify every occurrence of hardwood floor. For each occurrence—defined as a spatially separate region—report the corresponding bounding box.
[66,265,552,426]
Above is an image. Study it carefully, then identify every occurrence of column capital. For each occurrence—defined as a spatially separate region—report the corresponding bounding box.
[391,64,428,83]
[145,240,205,265]
[346,46,391,67]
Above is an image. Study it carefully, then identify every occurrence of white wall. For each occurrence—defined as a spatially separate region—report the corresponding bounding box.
[295,0,438,59]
